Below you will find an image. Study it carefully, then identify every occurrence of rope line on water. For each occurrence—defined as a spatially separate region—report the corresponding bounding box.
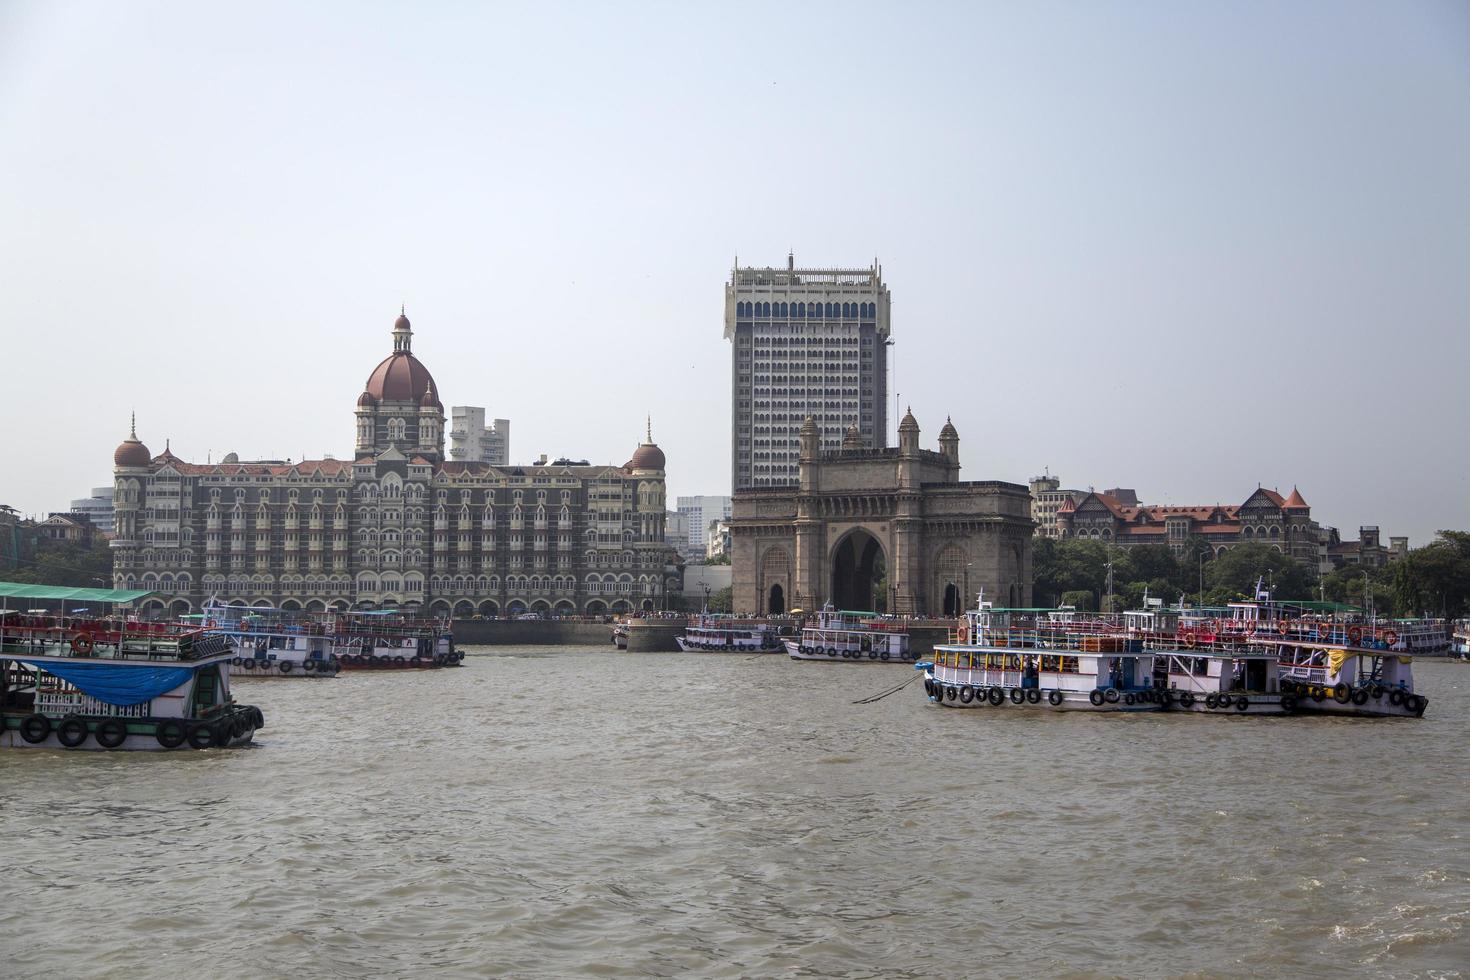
[853,671,921,704]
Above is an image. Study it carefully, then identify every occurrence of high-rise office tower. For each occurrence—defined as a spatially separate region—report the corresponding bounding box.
[724,256,891,491]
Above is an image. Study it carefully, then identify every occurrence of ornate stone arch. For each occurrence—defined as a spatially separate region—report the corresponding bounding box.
[759,546,791,615]
[933,543,966,616]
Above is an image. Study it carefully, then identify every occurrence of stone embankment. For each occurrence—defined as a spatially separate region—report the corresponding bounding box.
[450,618,961,653]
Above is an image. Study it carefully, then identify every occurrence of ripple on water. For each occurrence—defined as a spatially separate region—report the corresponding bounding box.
[1,651,1467,978]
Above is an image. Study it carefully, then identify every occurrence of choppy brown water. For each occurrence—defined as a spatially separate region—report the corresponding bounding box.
[2,650,1467,978]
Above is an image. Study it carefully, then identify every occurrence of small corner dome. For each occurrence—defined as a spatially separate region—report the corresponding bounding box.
[899,407,919,432]
[939,417,958,440]
[357,390,378,408]
[420,385,442,409]
[222,452,240,464]
[113,436,151,468]
[626,442,666,471]
[394,313,411,331]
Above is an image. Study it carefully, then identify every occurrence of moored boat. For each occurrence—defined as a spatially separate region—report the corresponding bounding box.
[676,618,783,653]
[922,596,1163,710]
[195,602,340,678]
[0,590,264,750]
[783,605,913,663]
[328,609,462,670]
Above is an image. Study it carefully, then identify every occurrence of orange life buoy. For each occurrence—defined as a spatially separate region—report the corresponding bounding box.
[1183,631,1197,649]
[1316,622,1329,639]
[1277,620,1289,635]
[70,631,94,655]
[1347,625,1362,644]
[205,618,218,630]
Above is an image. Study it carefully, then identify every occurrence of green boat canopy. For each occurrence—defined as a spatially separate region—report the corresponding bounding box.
[0,581,154,603]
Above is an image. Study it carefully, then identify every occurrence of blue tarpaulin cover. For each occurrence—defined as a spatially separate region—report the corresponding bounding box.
[33,661,195,706]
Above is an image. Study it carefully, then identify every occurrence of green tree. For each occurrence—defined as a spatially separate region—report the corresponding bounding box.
[708,586,733,614]
[1060,590,1096,611]
[6,538,113,589]
[1384,531,1470,619]
[1204,543,1312,601]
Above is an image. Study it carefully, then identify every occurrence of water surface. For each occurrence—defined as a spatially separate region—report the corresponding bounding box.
[3,650,1467,978]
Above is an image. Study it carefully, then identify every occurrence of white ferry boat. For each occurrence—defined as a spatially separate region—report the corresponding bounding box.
[0,587,263,751]
[611,623,628,650]
[676,618,783,653]
[195,602,340,678]
[783,605,913,663]
[330,610,461,669]
[922,596,1162,710]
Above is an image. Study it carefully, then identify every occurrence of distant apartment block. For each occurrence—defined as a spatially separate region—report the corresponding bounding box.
[69,486,116,535]
[1029,472,1086,538]
[676,495,731,555]
[449,407,510,464]
[725,255,891,491]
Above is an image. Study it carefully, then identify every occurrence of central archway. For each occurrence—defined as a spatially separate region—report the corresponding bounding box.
[831,529,886,613]
[767,583,785,615]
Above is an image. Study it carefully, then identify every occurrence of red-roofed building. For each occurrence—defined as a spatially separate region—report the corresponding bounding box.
[1056,485,1324,568]
[111,312,678,617]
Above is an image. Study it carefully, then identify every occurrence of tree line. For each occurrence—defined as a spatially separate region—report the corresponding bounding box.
[1032,531,1470,620]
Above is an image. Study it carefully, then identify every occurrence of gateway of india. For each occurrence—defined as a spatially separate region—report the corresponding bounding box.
[729,412,1034,616]
[110,312,677,617]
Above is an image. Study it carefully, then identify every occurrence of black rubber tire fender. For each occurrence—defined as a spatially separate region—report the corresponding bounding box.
[1235,696,1249,712]
[95,718,128,749]
[1103,688,1120,704]
[1311,687,1326,703]
[1333,682,1351,704]
[187,722,214,750]
[20,713,51,744]
[56,716,89,749]
[1351,688,1369,706]
[1205,693,1219,709]
[1123,692,1136,706]
[155,718,187,749]
[1279,696,1296,713]
[1048,689,1063,706]
[945,686,958,702]
[1218,693,1234,709]
[958,686,974,704]
[279,660,293,673]
[1009,688,1025,704]
[1026,688,1041,704]
[1179,691,1195,708]
[988,687,1004,706]
[1089,689,1105,707]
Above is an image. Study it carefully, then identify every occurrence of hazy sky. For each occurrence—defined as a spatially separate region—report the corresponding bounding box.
[2,2,1467,544]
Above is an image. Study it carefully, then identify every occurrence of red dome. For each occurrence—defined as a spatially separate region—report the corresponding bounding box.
[626,442,666,471]
[114,437,150,468]
[357,390,378,408]
[364,351,438,404]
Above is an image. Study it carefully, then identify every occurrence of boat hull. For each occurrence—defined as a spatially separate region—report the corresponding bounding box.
[676,637,781,654]
[784,639,913,663]
[1291,692,1427,718]
[923,675,1162,711]
[1168,691,1294,715]
[0,713,262,751]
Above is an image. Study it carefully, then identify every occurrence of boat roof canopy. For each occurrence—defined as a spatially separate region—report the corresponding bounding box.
[0,582,154,603]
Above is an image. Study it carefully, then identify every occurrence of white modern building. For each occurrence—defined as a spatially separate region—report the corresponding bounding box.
[676,495,731,555]
[69,486,115,535]
[449,407,510,465]
[724,255,891,491]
